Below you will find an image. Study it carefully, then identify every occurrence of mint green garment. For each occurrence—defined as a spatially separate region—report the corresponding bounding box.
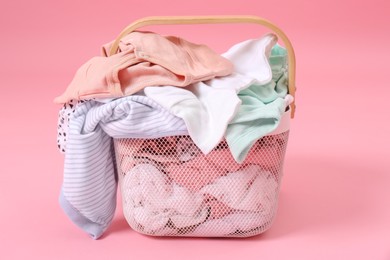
[226,44,289,163]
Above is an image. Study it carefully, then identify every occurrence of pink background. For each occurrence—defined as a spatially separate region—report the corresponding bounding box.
[1,0,389,259]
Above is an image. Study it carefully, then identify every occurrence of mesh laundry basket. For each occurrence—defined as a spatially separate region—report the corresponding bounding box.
[111,15,297,238]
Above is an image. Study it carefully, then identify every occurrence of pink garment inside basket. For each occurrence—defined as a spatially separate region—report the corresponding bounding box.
[165,154,227,192]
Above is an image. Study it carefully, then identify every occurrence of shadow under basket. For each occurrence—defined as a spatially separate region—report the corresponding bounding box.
[113,122,290,238]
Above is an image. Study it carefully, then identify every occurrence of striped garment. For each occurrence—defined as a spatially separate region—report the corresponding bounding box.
[59,95,187,239]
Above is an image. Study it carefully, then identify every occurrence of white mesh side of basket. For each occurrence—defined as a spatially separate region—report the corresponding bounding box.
[114,131,289,237]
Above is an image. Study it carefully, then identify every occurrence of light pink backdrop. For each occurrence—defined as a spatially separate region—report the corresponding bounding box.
[1,0,389,259]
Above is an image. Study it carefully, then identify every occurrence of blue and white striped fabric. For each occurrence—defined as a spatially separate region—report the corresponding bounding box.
[60,95,187,239]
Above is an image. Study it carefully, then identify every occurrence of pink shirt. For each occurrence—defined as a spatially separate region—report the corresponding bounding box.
[54,31,233,103]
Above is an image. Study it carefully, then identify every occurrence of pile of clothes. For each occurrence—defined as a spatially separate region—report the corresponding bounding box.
[56,31,292,239]
[117,134,288,236]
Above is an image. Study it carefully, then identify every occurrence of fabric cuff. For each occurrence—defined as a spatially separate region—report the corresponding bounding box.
[59,190,108,239]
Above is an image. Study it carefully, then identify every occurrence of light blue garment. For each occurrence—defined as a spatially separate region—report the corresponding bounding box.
[60,95,187,239]
[225,44,289,163]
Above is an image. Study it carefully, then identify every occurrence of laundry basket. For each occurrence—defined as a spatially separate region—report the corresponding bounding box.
[111,15,297,237]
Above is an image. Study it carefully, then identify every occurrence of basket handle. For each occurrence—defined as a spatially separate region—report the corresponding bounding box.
[108,15,297,118]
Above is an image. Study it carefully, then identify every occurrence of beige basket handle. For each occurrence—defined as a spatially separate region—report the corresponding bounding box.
[109,15,296,118]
